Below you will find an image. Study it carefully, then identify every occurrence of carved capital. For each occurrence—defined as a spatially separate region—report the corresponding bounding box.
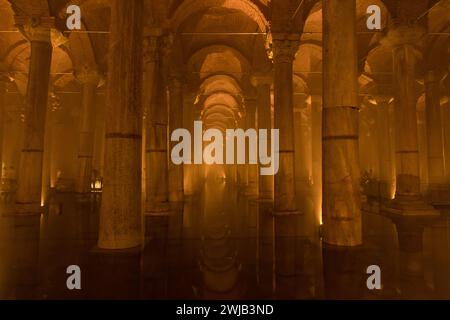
[14,15,54,43]
[270,33,300,63]
[244,97,257,114]
[371,94,393,105]
[74,65,100,86]
[0,62,12,89]
[381,25,425,49]
[168,72,185,93]
[251,72,273,87]
[159,33,174,59]
[143,36,159,64]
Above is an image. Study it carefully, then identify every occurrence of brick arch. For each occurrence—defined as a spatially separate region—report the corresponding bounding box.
[170,0,269,33]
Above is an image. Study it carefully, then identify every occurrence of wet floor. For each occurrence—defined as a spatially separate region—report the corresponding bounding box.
[1,177,450,300]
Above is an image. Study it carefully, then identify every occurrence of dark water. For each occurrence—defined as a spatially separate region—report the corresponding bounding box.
[1,179,450,300]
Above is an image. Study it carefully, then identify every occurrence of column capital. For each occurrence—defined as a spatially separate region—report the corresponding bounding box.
[159,33,175,58]
[424,69,446,84]
[381,25,425,49]
[0,62,12,92]
[14,15,54,43]
[244,96,257,114]
[371,94,393,105]
[143,36,159,64]
[270,33,300,63]
[168,72,185,90]
[250,72,273,87]
[74,65,101,86]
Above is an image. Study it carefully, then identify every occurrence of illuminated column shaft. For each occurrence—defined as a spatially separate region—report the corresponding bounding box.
[272,34,298,213]
[393,44,422,198]
[0,78,6,178]
[311,95,323,221]
[145,41,170,213]
[15,18,53,214]
[425,71,446,190]
[98,0,143,249]
[168,76,184,202]
[75,69,99,193]
[245,97,258,196]
[237,117,248,190]
[253,76,273,199]
[375,96,395,200]
[322,0,361,246]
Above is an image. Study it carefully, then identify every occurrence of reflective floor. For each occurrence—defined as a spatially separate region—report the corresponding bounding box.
[1,176,450,300]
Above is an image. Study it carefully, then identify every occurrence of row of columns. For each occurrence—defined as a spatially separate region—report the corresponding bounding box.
[7,0,448,252]
[15,16,53,214]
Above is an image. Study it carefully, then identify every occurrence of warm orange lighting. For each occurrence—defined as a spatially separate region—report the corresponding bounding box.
[91,178,103,192]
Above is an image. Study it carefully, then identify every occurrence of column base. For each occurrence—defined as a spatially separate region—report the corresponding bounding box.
[428,186,450,206]
[15,202,43,215]
[258,190,273,200]
[75,192,93,202]
[168,191,184,203]
[91,243,142,254]
[381,195,440,217]
[273,209,300,216]
[145,201,171,215]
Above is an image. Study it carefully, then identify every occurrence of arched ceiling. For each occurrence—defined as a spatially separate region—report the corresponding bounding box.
[0,0,447,112]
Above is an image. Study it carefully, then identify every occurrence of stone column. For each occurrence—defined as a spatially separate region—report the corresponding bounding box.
[168,75,184,203]
[182,91,195,196]
[15,16,53,214]
[245,96,258,197]
[272,34,299,214]
[322,0,361,246]
[98,0,143,249]
[382,26,437,215]
[0,77,7,179]
[252,75,273,200]
[75,67,100,194]
[311,95,323,223]
[425,70,448,203]
[237,116,248,191]
[374,95,395,201]
[145,36,170,214]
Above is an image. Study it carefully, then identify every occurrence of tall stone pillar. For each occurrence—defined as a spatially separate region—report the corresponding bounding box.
[382,26,437,216]
[15,16,53,214]
[145,37,170,214]
[322,0,361,246]
[168,75,184,202]
[75,67,100,194]
[245,96,258,196]
[182,91,197,196]
[98,0,143,249]
[272,34,298,214]
[0,77,7,178]
[252,75,273,200]
[425,70,449,203]
[311,95,323,223]
[237,116,248,191]
[374,95,395,200]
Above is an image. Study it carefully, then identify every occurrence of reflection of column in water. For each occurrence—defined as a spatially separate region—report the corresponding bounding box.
[431,216,450,298]
[167,204,185,298]
[256,202,274,298]
[87,248,141,299]
[243,199,258,295]
[393,218,434,299]
[141,215,169,299]
[274,215,315,298]
[0,216,15,298]
[12,215,41,299]
[322,244,364,299]
[199,176,243,298]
